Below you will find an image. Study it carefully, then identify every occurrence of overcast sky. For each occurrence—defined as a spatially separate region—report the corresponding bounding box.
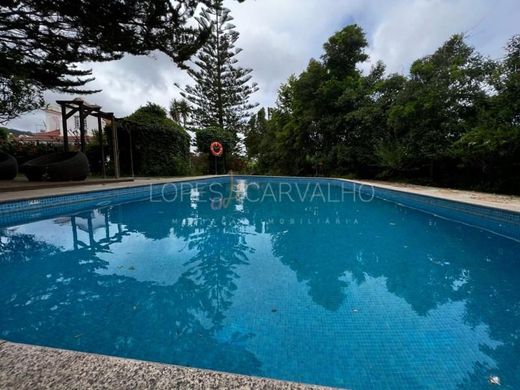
[7,0,519,132]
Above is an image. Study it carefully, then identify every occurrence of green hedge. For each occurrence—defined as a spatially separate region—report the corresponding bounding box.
[114,103,191,177]
[0,139,61,165]
[194,126,237,174]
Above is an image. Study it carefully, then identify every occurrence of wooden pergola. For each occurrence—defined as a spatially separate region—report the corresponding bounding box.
[56,98,120,178]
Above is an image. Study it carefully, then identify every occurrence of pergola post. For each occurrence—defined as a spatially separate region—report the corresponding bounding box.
[61,104,69,152]
[128,126,134,178]
[111,114,120,178]
[97,115,106,178]
[79,102,86,152]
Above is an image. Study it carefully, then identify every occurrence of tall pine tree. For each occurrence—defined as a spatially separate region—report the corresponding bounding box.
[177,2,258,141]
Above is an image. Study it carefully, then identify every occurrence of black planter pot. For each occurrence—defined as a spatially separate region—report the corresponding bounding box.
[21,151,90,181]
[0,152,18,180]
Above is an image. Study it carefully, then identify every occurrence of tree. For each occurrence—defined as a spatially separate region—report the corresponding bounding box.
[177,2,258,137]
[117,103,191,176]
[322,24,368,79]
[169,99,191,127]
[0,0,245,123]
[246,26,517,193]
[454,35,520,192]
[250,76,305,175]
[244,108,268,158]
[0,127,8,142]
[388,34,492,177]
[252,25,371,176]
[0,77,44,123]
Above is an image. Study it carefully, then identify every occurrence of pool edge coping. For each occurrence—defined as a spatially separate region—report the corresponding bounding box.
[239,175,520,214]
[0,339,335,390]
[1,174,519,214]
[0,175,228,205]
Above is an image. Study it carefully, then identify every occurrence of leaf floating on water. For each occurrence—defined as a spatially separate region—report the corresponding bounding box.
[488,376,501,386]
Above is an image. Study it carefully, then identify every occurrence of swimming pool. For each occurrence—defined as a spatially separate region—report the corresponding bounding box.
[1,177,519,389]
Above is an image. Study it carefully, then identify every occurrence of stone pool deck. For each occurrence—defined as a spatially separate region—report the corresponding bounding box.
[0,176,224,203]
[350,179,520,213]
[0,340,330,390]
[0,177,134,193]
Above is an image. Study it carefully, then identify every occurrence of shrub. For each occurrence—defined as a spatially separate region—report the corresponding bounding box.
[0,139,61,165]
[194,126,236,174]
[114,103,191,177]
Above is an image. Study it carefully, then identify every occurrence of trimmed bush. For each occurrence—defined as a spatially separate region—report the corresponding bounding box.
[114,103,191,177]
[195,126,236,174]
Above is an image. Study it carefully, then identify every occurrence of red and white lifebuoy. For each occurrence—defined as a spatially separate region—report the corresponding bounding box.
[210,141,224,157]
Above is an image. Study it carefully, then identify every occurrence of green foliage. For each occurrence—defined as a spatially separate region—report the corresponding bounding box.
[1,0,244,121]
[388,34,491,171]
[195,126,236,174]
[322,24,368,79]
[244,108,268,158]
[117,103,191,177]
[85,143,105,176]
[374,141,410,176]
[246,26,520,194]
[169,99,191,127]
[195,127,235,154]
[0,139,61,165]
[178,3,258,135]
[455,126,520,163]
[0,127,8,142]
[0,77,44,123]
[451,35,520,192]
[126,103,172,127]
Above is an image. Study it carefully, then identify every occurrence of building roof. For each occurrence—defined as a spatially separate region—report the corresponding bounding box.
[17,129,93,144]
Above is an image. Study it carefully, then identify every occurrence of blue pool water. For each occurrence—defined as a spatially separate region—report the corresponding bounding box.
[1,178,519,389]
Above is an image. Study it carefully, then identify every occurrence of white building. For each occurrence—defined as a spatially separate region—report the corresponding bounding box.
[43,99,109,136]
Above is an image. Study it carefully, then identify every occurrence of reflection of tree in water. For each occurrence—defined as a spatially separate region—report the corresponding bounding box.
[244,182,354,311]
[109,182,256,328]
[177,185,255,328]
[1,229,60,263]
[458,252,520,388]
[244,180,520,386]
[0,195,262,376]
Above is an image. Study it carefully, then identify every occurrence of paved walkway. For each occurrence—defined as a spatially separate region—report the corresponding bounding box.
[0,177,133,193]
[350,179,520,213]
[0,176,224,203]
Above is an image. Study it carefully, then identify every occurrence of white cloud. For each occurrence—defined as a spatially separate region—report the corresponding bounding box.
[6,0,519,132]
[366,0,496,73]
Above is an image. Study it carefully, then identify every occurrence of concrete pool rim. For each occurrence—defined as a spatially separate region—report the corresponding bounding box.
[0,339,330,389]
